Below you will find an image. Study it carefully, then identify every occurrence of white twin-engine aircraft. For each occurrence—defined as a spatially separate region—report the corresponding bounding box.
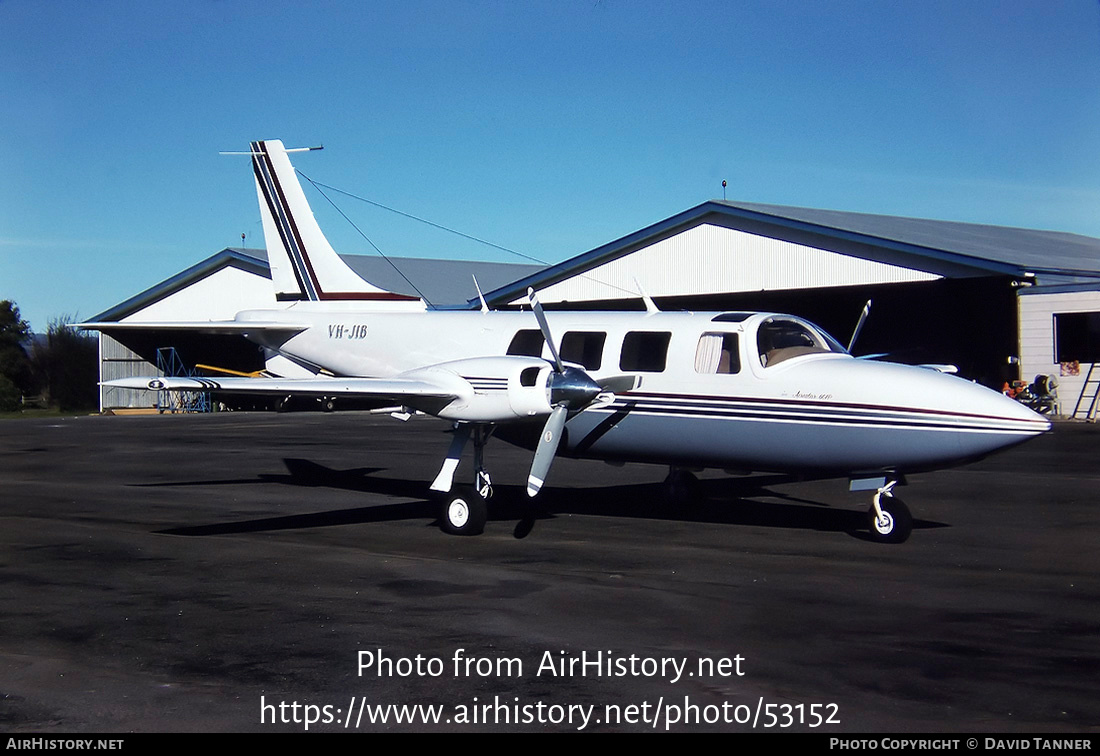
[94,140,1051,542]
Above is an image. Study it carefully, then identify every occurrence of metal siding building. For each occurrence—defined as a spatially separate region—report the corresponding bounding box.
[529,223,940,305]
[90,202,1100,414]
[91,248,540,411]
[484,201,1100,396]
[1018,284,1100,417]
[487,201,1100,307]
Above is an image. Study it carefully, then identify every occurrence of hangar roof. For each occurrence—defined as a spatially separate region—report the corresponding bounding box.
[91,248,542,322]
[731,202,1100,276]
[483,201,1100,307]
[92,203,1100,320]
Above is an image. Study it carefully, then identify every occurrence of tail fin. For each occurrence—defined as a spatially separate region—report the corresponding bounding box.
[250,139,423,306]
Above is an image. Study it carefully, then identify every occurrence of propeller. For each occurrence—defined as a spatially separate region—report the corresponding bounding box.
[526,287,639,497]
[528,405,568,497]
[847,299,872,354]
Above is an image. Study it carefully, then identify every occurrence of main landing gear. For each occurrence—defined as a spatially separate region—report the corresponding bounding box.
[440,485,489,536]
[432,424,494,536]
[663,468,702,506]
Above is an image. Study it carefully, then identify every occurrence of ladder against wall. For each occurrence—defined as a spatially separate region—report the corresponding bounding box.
[1073,363,1100,422]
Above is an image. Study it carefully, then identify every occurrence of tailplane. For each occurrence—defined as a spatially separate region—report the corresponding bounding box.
[250,139,423,307]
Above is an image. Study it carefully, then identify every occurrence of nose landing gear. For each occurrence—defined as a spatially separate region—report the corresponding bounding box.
[866,481,912,544]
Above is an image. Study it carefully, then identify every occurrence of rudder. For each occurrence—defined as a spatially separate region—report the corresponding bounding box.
[250,139,423,306]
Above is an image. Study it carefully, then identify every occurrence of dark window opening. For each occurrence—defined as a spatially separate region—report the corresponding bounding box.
[560,331,606,370]
[1054,312,1100,363]
[620,331,672,372]
[710,312,753,323]
[520,367,541,387]
[507,329,544,357]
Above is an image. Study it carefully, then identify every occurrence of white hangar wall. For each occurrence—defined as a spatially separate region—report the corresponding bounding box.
[119,266,277,323]
[526,223,941,305]
[100,263,282,410]
[1019,287,1100,418]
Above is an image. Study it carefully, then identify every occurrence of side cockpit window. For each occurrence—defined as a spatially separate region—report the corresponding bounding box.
[757,318,839,367]
[695,333,740,374]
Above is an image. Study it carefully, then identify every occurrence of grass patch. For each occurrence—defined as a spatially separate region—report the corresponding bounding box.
[0,407,97,420]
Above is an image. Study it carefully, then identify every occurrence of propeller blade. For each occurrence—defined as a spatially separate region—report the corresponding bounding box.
[847,299,872,354]
[528,287,563,373]
[527,405,568,497]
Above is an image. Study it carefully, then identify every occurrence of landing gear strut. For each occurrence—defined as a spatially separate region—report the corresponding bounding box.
[472,425,494,500]
[866,481,912,544]
[432,423,495,535]
[663,468,701,505]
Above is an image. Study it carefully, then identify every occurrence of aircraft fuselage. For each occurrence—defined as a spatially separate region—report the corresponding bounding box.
[237,305,1049,477]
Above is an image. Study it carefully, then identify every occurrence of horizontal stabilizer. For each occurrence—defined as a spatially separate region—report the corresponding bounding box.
[80,320,308,335]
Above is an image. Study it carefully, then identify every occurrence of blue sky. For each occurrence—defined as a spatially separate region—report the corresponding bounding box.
[3,0,1100,331]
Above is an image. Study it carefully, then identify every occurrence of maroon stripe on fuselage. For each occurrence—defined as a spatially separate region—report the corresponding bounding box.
[620,391,1047,427]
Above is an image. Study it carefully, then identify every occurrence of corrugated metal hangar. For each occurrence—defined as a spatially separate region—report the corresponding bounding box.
[91,201,1100,416]
[93,250,541,410]
[486,201,1100,414]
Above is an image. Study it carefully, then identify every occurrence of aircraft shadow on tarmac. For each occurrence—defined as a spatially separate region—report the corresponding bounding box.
[143,458,947,541]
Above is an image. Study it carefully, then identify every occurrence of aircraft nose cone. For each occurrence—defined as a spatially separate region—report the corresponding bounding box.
[998,391,1053,428]
[881,365,1052,465]
[963,377,1052,432]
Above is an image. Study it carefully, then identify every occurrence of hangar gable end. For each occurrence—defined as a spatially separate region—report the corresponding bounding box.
[524,223,941,305]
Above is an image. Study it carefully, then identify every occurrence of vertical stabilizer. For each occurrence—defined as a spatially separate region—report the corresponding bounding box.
[251,140,423,305]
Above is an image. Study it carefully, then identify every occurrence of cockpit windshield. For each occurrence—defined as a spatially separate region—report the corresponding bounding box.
[756,318,846,367]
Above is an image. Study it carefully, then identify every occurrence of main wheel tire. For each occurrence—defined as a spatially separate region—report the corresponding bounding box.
[867,496,912,544]
[663,469,701,506]
[440,485,488,536]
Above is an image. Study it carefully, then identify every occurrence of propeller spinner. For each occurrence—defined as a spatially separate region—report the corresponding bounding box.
[525,288,630,497]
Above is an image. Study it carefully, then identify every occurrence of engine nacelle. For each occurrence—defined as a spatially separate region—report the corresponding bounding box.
[399,356,554,422]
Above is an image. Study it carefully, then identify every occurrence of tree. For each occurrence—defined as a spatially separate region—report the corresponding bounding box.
[33,317,98,412]
[0,374,19,412]
[0,300,35,409]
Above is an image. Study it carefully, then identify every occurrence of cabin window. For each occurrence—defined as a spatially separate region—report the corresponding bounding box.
[507,329,544,357]
[620,331,671,372]
[756,318,838,367]
[695,333,740,374]
[561,331,606,370]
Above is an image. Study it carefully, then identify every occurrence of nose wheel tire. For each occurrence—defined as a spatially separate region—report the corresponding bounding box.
[440,485,488,536]
[867,496,912,544]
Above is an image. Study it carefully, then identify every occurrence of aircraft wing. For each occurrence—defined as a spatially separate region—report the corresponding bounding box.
[81,321,309,336]
[102,375,458,415]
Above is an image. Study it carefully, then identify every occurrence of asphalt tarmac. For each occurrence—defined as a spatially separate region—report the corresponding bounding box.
[1,411,1097,733]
